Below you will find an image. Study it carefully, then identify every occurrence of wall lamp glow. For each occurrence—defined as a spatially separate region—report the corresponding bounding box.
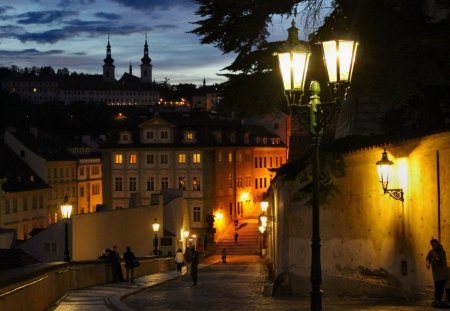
[376,149,404,201]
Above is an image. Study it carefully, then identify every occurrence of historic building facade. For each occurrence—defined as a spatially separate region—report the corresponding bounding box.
[101,110,288,239]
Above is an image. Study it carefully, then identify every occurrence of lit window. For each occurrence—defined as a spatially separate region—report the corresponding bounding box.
[186,132,194,140]
[129,153,137,164]
[115,154,123,164]
[193,153,201,163]
[193,206,201,222]
[218,152,222,162]
[178,153,187,164]
[80,186,85,197]
[178,177,186,190]
[192,177,201,191]
[228,153,233,162]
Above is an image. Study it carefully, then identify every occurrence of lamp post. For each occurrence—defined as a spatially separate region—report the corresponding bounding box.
[60,194,73,262]
[376,149,404,201]
[275,20,358,311]
[152,218,160,255]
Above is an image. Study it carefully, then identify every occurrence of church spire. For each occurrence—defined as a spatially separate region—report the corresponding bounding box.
[140,32,153,83]
[104,33,114,65]
[129,61,132,75]
[141,32,151,65]
[102,33,115,82]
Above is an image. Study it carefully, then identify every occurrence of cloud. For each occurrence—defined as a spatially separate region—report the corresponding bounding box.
[0,6,14,15]
[16,29,68,43]
[110,0,193,10]
[0,48,65,58]
[16,10,77,25]
[94,12,121,20]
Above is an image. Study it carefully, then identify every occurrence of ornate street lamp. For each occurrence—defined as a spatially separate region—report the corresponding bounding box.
[152,218,160,255]
[376,149,404,201]
[260,200,269,214]
[275,20,358,311]
[60,194,73,262]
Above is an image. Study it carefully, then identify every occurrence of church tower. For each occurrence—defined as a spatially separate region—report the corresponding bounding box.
[140,34,153,83]
[103,35,115,82]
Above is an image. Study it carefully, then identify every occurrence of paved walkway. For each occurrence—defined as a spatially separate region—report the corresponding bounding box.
[48,255,439,311]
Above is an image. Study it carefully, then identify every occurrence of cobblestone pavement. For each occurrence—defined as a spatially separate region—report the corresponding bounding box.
[124,260,437,311]
[49,255,439,311]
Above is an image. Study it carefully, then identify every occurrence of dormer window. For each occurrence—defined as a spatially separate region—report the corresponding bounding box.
[215,132,222,143]
[262,137,268,144]
[256,137,261,144]
[160,130,169,139]
[146,131,154,140]
[186,132,194,140]
[119,131,132,144]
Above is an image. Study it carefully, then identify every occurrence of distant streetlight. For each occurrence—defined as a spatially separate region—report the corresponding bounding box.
[275,20,358,311]
[152,218,160,255]
[60,194,73,262]
[183,230,190,249]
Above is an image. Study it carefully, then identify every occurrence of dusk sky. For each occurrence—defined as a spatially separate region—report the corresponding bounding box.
[0,0,317,86]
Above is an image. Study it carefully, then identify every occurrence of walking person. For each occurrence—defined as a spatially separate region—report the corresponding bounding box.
[123,246,137,283]
[175,248,185,275]
[221,248,227,264]
[426,238,449,307]
[190,247,199,286]
[234,231,239,243]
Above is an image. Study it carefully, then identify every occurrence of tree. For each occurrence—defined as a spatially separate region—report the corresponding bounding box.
[191,0,450,130]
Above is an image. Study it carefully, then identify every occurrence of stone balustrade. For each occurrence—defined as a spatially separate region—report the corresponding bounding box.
[0,257,175,311]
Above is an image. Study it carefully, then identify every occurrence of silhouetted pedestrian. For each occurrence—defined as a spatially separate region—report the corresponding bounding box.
[426,239,449,307]
[190,247,199,286]
[234,231,238,242]
[221,248,227,264]
[123,246,136,283]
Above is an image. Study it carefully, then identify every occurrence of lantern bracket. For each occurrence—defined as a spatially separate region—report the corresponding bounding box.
[384,188,404,202]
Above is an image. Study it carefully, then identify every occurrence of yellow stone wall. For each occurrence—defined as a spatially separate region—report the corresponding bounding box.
[271,131,450,298]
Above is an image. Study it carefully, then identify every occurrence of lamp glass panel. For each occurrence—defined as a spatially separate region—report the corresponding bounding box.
[338,40,358,82]
[322,41,338,83]
[377,163,393,190]
[278,52,309,91]
[260,215,268,227]
[259,225,266,234]
[153,222,160,232]
[292,52,309,90]
[61,203,72,219]
[278,53,292,90]
[260,201,269,213]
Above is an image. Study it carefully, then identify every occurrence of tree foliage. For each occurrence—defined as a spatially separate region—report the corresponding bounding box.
[192,0,450,131]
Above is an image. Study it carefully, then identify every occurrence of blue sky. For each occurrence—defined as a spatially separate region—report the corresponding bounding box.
[0,0,238,85]
[0,0,327,85]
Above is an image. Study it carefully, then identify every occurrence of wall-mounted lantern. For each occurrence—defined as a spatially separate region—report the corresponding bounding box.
[376,149,404,201]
